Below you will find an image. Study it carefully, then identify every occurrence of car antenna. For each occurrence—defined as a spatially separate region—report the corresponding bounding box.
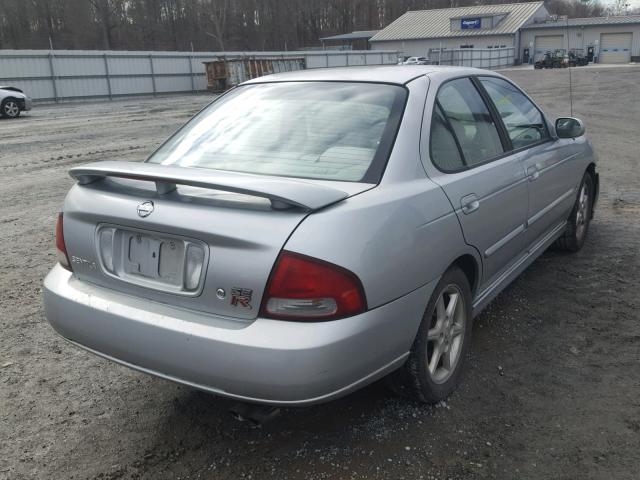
[566,16,573,117]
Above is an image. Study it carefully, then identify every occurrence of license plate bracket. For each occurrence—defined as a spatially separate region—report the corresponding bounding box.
[96,225,208,295]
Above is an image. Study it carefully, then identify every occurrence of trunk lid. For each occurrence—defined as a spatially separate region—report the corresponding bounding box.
[62,161,373,320]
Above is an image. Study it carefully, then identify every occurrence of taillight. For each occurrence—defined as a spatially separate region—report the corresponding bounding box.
[56,213,72,271]
[260,251,367,321]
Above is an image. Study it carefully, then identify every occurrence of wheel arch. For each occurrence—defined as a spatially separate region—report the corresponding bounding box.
[450,253,480,297]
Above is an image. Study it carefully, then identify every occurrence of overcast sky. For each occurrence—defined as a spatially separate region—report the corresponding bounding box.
[603,0,640,10]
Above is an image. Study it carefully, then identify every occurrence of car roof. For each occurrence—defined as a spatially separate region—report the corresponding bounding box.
[242,65,497,86]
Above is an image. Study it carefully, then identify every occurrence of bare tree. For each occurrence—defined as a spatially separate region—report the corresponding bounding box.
[198,0,229,51]
[0,0,619,52]
[87,0,118,49]
[606,0,632,15]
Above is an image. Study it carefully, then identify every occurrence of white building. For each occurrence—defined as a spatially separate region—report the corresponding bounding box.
[370,2,548,63]
[520,15,640,63]
[370,2,640,65]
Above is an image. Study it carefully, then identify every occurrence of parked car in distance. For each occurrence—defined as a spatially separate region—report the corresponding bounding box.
[400,56,430,65]
[43,66,599,411]
[0,86,32,118]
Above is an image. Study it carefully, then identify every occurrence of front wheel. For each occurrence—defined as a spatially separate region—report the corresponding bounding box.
[390,266,473,403]
[554,172,594,252]
[1,98,21,118]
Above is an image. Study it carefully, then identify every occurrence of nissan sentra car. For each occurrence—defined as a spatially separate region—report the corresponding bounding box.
[44,66,598,408]
[0,86,32,118]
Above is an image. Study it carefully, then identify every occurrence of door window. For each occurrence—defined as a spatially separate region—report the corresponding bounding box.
[435,78,504,168]
[430,104,466,172]
[479,77,549,150]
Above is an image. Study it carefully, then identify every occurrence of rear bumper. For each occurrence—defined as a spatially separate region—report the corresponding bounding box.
[43,265,432,406]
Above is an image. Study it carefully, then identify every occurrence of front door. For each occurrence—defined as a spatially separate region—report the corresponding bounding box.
[478,76,578,249]
[520,140,578,248]
[425,77,529,291]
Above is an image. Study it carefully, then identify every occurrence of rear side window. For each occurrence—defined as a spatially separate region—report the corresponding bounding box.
[434,78,504,168]
[479,77,549,150]
[148,82,406,183]
[430,104,465,172]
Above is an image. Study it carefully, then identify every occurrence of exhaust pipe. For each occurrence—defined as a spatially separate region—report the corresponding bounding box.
[229,402,281,426]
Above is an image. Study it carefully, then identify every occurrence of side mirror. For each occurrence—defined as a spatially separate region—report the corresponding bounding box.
[555,117,585,138]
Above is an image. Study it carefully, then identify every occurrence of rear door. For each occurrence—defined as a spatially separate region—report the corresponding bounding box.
[478,76,578,249]
[423,77,529,290]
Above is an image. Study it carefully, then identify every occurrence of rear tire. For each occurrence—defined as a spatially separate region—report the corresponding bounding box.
[389,266,473,403]
[554,172,594,252]
[1,98,20,118]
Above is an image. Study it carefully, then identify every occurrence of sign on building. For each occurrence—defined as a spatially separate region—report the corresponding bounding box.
[461,18,481,29]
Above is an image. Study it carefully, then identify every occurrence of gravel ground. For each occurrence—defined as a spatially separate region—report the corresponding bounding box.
[1,67,639,480]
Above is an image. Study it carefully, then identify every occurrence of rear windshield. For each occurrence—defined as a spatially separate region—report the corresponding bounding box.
[148,82,406,182]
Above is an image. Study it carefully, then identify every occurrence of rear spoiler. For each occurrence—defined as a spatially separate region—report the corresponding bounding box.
[69,161,349,211]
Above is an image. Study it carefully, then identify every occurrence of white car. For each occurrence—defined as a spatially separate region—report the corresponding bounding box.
[0,86,32,118]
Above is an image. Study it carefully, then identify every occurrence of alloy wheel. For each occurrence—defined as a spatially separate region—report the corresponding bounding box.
[575,183,589,240]
[426,284,466,384]
[3,100,19,118]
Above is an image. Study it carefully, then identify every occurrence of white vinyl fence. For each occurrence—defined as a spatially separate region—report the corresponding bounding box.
[428,47,515,68]
[0,49,399,102]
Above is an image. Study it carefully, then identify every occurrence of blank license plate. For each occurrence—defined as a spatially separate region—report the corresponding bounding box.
[124,232,185,287]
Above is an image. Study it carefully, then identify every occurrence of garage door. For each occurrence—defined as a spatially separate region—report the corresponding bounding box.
[600,33,632,63]
[534,35,564,61]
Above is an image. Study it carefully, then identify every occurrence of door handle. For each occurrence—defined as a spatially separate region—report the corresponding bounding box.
[461,194,479,215]
[527,165,540,181]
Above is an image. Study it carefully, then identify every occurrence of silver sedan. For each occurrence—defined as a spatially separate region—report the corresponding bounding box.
[43,66,599,408]
[0,86,32,119]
